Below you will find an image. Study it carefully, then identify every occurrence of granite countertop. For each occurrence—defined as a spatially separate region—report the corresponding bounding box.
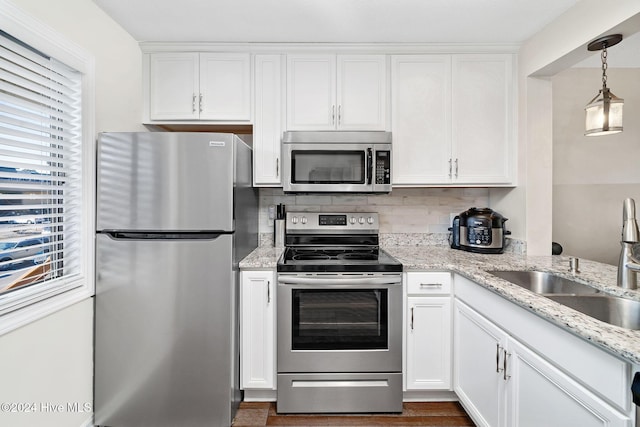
[239,244,640,365]
[239,246,284,269]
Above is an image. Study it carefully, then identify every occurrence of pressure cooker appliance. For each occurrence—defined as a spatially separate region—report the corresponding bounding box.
[449,207,510,254]
[276,212,403,414]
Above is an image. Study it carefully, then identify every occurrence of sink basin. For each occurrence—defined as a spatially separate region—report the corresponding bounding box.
[488,270,601,295]
[547,295,640,330]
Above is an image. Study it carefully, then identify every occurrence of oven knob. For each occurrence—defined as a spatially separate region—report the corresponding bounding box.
[358,217,365,224]
[350,217,357,225]
[367,217,374,224]
[292,216,298,224]
[301,217,307,224]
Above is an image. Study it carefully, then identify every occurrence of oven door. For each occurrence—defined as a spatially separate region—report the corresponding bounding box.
[282,143,373,193]
[277,273,402,373]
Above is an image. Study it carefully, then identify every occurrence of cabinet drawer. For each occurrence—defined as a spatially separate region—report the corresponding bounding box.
[407,272,451,295]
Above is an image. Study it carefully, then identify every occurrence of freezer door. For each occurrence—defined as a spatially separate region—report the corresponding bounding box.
[97,132,238,232]
[94,233,237,427]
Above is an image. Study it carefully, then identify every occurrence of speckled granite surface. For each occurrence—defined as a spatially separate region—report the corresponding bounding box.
[239,243,640,365]
[239,245,284,269]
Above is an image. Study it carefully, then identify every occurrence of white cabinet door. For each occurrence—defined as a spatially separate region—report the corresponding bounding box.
[286,54,336,130]
[149,52,199,120]
[146,52,250,122]
[253,54,283,186]
[406,296,451,390]
[199,53,251,121]
[391,55,451,185]
[451,54,514,184]
[454,299,507,427]
[240,270,275,390]
[286,54,387,131]
[505,339,630,427]
[337,55,387,130]
[506,338,630,427]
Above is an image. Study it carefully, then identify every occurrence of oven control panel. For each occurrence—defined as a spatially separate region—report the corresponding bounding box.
[286,212,379,232]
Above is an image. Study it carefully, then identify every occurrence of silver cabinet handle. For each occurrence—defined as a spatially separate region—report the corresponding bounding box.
[455,158,459,178]
[448,158,452,178]
[338,105,342,124]
[410,307,414,331]
[419,283,443,288]
[192,94,196,113]
[503,349,511,381]
[332,105,336,125]
[496,343,503,373]
[276,158,279,177]
[199,93,203,113]
[267,280,271,304]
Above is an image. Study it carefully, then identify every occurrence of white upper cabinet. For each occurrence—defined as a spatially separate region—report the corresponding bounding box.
[286,54,387,131]
[451,54,514,184]
[253,54,283,186]
[199,53,251,120]
[145,52,251,122]
[148,52,200,120]
[391,55,452,185]
[391,53,515,186]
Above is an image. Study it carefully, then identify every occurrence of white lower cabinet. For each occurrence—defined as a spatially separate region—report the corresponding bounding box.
[506,338,629,427]
[454,299,506,426]
[454,285,632,427]
[240,270,276,390]
[405,272,452,391]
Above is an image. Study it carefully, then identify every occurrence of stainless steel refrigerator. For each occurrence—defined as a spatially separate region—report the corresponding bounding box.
[94,132,258,427]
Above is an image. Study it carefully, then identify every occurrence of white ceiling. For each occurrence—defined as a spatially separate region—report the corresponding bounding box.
[92,0,580,44]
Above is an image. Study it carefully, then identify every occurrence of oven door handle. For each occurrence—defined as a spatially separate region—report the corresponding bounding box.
[278,276,402,286]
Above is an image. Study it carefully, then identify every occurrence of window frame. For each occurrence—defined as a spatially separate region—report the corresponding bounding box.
[0,0,95,336]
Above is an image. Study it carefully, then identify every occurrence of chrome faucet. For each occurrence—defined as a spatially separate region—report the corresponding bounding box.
[618,198,640,289]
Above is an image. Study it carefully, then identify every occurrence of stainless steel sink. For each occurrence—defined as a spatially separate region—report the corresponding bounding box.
[488,270,601,295]
[488,270,640,330]
[546,295,640,330]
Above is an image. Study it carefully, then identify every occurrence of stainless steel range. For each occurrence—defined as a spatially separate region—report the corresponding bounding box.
[276,212,403,414]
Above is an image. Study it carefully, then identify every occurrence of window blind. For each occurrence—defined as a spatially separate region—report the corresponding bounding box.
[0,30,83,303]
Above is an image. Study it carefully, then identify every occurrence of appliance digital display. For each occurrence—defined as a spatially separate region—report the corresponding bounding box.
[319,215,347,226]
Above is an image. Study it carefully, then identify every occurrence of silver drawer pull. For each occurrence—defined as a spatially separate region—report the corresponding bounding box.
[419,283,443,288]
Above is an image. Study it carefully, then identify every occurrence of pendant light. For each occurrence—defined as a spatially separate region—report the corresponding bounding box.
[585,34,623,136]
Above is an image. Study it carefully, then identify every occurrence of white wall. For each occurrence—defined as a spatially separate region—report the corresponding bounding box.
[552,68,640,265]
[0,1,144,426]
[0,300,94,427]
[12,0,146,133]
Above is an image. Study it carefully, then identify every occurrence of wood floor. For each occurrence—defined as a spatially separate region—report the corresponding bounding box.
[232,402,475,426]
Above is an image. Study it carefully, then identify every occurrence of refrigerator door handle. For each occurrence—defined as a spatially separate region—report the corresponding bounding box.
[102,231,228,240]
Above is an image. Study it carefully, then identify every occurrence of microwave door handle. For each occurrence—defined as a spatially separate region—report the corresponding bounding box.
[367,148,373,185]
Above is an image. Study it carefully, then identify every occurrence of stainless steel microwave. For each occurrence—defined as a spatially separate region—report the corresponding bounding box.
[282,131,392,193]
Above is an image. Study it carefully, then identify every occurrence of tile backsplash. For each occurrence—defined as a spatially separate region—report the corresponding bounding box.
[258,187,490,234]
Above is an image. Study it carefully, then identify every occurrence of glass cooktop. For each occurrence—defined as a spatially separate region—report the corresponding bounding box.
[277,246,403,273]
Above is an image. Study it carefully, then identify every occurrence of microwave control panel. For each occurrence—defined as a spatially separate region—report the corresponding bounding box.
[375,151,391,185]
